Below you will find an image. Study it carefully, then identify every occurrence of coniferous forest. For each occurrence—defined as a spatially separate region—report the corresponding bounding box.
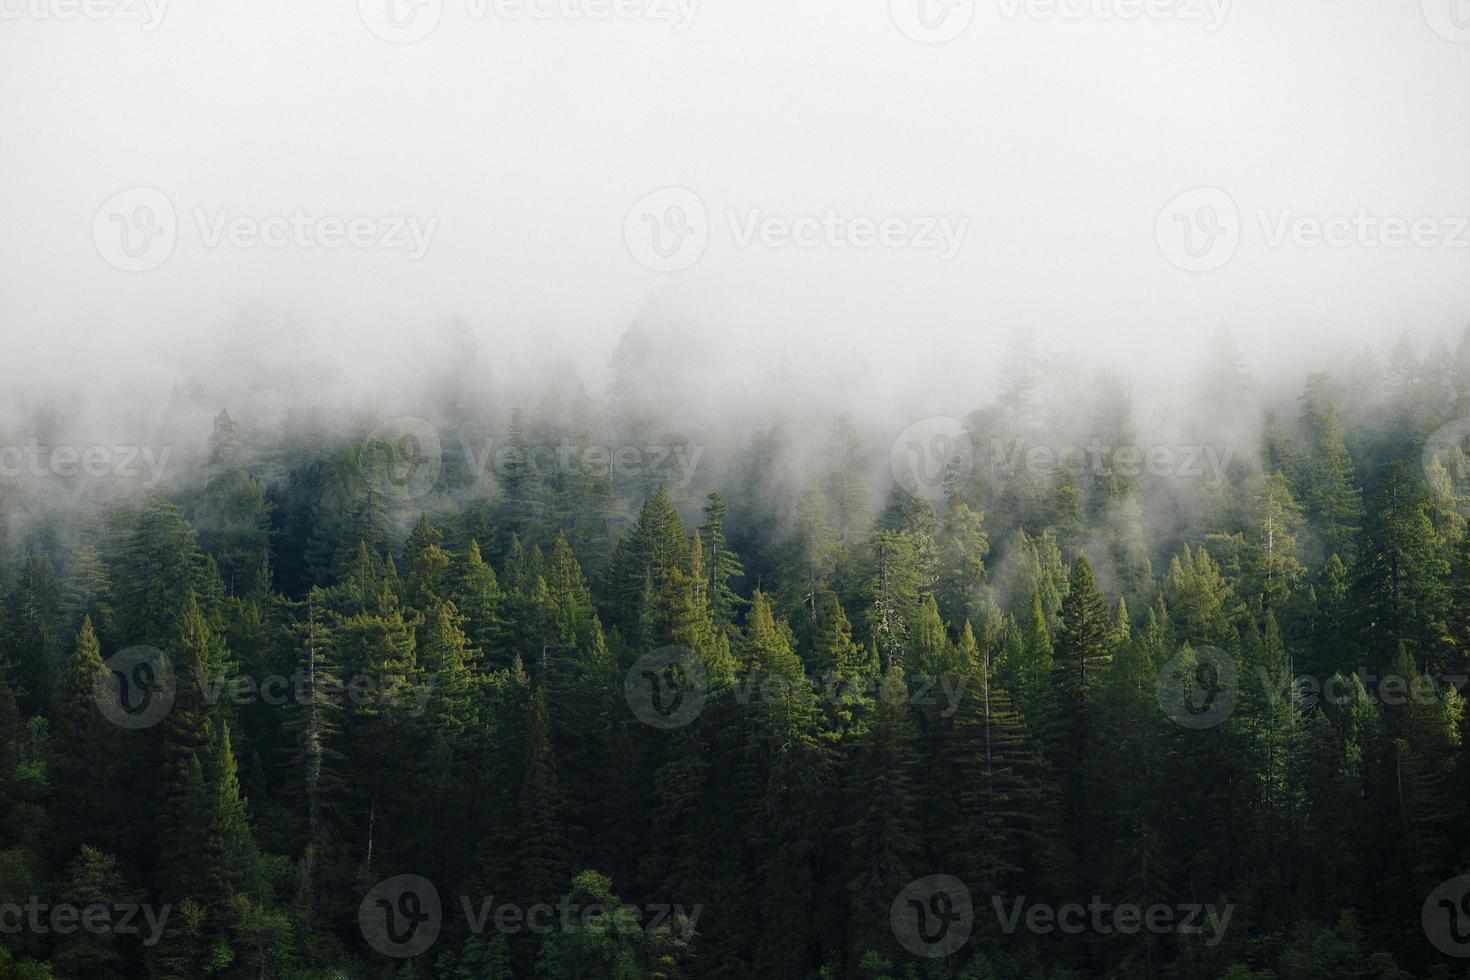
[7,325,1470,980]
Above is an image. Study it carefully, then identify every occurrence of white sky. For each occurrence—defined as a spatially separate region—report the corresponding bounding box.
[2,0,1468,412]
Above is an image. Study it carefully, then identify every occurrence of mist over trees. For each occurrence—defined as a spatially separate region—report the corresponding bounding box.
[4,322,1470,977]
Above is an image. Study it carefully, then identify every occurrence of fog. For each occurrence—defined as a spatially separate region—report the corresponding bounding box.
[0,0,1467,525]
[2,0,1467,404]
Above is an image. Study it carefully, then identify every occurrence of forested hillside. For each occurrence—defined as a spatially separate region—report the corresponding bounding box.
[4,328,1470,979]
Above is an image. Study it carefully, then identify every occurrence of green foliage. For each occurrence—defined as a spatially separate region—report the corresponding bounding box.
[4,356,1468,980]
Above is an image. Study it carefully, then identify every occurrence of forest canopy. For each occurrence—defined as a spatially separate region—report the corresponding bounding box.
[3,325,1470,979]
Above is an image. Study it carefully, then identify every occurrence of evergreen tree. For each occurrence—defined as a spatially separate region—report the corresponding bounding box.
[48,617,120,862]
[698,491,746,629]
[1295,374,1364,563]
[513,685,568,904]
[1050,554,1113,868]
[842,666,920,965]
[1350,461,1451,670]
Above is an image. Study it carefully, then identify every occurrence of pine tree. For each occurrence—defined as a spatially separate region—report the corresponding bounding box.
[1237,610,1304,912]
[494,408,544,550]
[403,514,451,609]
[48,617,120,862]
[450,538,505,662]
[513,685,568,904]
[779,487,842,623]
[1244,471,1307,614]
[737,594,827,978]
[304,450,388,586]
[282,589,344,905]
[603,486,693,637]
[1295,374,1364,563]
[193,422,271,599]
[1350,461,1451,671]
[7,549,61,712]
[114,496,221,645]
[698,491,746,628]
[842,665,920,964]
[809,588,877,741]
[861,531,927,670]
[202,718,259,907]
[1383,644,1462,897]
[1050,554,1113,868]
[1012,589,1058,737]
[156,593,224,902]
[935,501,989,630]
[953,623,1048,897]
[823,414,871,546]
[59,537,114,645]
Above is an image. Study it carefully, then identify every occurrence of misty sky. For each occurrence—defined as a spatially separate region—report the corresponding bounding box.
[2,0,1468,415]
